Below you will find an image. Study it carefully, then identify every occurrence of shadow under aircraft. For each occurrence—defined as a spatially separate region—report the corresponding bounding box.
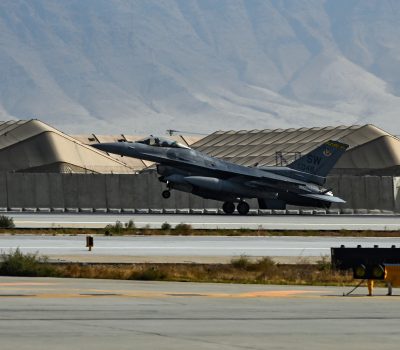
[93,136,348,215]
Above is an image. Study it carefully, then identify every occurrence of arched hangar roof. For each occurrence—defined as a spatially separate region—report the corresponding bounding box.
[191,124,400,175]
[0,119,139,173]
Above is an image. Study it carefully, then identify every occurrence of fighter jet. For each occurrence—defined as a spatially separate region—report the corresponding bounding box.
[93,136,348,215]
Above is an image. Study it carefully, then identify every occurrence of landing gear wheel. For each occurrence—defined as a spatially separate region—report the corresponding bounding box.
[237,201,250,215]
[222,201,235,214]
[162,190,171,199]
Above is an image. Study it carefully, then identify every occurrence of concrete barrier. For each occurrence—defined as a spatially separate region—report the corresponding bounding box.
[287,209,299,215]
[258,209,272,215]
[80,208,92,213]
[122,208,135,213]
[77,174,106,208]
[121,174,142,208]
[327,209,340,215]
[0,172,8,207]
[23,207,37,212]
[0,172,398,212]
[355,209,368,215]
[300,210,313,215]
[313,209,326,215]
[33,173,51,208]
[48,173,65,208]
[381,176,394,210]
[338,176,354,209]
[393,177,400,212]
[9,207,22,212]
[365,176,382,210]
[190,208,204,214]
[7,173,35,208]
[62,175,79,209]
[341,208,355,214]
[176,208,190,214]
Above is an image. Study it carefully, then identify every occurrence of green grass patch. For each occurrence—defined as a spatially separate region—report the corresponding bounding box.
[103,220,136,235]
[0,248,58,277]
[0,215,15,229]
[174,223,192,235]
[161,222,172,231]
[231,255,253,269]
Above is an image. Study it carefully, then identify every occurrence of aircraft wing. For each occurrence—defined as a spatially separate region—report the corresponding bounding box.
[244,174,307,187]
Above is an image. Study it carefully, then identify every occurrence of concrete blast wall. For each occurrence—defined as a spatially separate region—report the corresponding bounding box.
[0,172,398,211]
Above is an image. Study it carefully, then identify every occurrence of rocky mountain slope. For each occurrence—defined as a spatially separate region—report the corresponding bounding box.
[1,0,400,134]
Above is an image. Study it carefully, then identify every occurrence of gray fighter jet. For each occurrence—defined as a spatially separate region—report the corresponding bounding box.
[93,136,348,214]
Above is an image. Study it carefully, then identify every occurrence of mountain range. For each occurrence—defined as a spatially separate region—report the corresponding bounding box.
[1,0,400,134]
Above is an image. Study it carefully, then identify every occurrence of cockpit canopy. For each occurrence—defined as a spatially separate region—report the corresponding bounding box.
[136,136,191,149]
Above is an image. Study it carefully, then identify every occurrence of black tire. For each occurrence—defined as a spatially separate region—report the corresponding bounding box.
[237,201,250,215]
[222,201,235,214]
[162,190,171,199]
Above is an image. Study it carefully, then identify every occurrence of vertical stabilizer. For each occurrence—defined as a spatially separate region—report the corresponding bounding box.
[288,140,349,177]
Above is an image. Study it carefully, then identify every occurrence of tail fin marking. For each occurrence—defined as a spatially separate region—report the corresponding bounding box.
[288,140,349,177]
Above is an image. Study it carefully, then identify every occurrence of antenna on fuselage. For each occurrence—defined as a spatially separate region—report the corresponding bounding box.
[166,129,208,136]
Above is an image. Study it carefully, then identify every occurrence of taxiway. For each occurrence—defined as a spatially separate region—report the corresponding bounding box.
[0,276,398,350]
[1,235,400,263]
[7,213,400,230]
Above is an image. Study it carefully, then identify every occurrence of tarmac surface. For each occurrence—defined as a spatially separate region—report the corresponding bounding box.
[0,276,399,350]
[8,212,400,230]
[1,235,400,263]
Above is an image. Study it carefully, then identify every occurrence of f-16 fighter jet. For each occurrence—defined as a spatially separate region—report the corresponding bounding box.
[93,136,348,215]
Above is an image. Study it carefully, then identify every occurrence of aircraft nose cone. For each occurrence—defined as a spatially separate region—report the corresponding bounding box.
[92,142,124,154]
[92,143,110,152]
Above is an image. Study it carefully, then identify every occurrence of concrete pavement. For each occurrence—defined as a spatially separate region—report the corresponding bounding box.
[0,277,399,350]
[1,235,400,263]
[7,212,400,230]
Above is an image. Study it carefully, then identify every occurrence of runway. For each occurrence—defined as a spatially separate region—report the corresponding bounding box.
[1,235,400,263]
[7,212,400,230]
[0,276,398,350]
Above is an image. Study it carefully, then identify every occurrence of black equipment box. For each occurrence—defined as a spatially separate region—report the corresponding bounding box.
[331,245,400,279]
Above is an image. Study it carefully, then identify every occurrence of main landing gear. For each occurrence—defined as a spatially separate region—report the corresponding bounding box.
[222,201,235,214]
[237,201,250,215]
[222,200,250,215]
